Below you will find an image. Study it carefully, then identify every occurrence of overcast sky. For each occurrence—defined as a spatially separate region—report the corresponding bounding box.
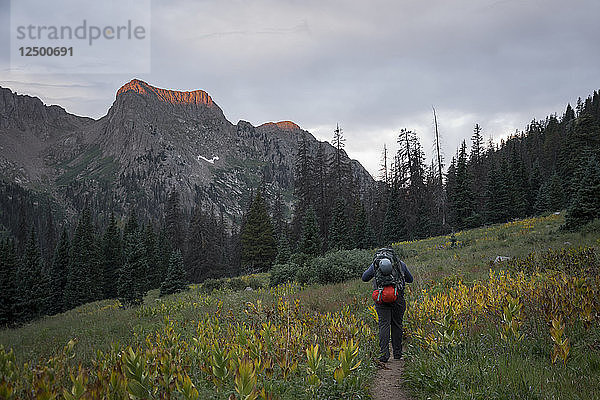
[1,0,599,178]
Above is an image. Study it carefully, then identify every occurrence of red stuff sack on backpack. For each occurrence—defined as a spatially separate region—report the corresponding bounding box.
[372,286,397,304]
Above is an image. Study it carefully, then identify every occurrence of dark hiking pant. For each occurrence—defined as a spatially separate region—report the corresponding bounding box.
[375,296,406,361]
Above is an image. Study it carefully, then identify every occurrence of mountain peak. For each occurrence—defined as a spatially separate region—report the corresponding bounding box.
[116,79,215,107]
[259,121,300,131]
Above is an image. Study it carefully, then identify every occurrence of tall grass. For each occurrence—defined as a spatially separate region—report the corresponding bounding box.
[1,213,599,398]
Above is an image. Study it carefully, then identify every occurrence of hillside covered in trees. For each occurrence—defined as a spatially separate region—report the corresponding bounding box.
[1,89,599,326]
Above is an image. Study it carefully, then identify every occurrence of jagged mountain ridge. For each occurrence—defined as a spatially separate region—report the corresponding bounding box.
[0,79,374,227]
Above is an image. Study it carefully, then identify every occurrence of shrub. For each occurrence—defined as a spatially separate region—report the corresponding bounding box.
[302,249,372,285]
[225,277,246,291]
[289,252,313,268]
[579,219,600,236]
[201,278,223,293]
[296,261,317,285]
[269,263,298,287]
[246,276,264,290]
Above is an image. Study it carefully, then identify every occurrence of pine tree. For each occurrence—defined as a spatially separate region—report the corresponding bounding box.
[313,143,330,239]
[160,250,187,296]
[185,204,228,282]
[16,204,28,254]
[143,223,158,290]
[397,128,417,186]
[497,158,513,221]
[484,162,507,223]
[292,134,314,240]
[0,240,17,325]
[37,262,53,317]
[299,207,322,256]
[117,259,136,306]
[156,227,171,284]
[352,200,367,249]
[271,190,286,239]
[15,230,45,321]
[363,221,377,249]
[469,124,486,219]
[63,208,101,310]
[528,162,543,212]
[48,229,70,314]
[240,191,277,272]
[353,200,376,249]
[445,157,458,226]
[229,226,242,276]
[547,172,566,211]
[328,197,349,250]
[534,180,550,214]
[536,172,565,213]
[166,190,184,251]
[565,156,600,229]
[209,208,228,278]
[43,201,56,264]
[576,97,583,117]
[563,103,575,123]
[509,151,530,218]
[275,231,292,264]
[470,124,484,165]
[119,229,148,306]
[382,185,406,244]
[406,138,432,238]
[330,124,351,194]
[558,102,600,202]
[101,214,122,299]
[452,141,475,228]
[186,206,209,282]
[124,211,139,239]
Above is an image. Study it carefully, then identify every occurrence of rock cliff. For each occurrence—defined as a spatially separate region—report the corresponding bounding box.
[0,80,375,227]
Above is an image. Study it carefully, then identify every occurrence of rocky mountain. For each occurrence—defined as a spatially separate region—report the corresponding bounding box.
[0,79,375,229]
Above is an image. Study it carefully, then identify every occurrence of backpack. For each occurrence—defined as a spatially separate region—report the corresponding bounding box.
[371,248,405,304]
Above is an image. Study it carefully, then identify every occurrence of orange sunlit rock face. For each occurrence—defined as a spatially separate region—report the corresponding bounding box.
[116,79,214,106]
[260,121,300,131]
[275,121,300,130]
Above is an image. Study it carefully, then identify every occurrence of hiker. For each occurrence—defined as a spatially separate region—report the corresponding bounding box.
[362,248,413,362]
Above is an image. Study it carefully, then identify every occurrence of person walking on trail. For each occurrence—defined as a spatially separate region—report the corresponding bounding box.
[362,248,413,363]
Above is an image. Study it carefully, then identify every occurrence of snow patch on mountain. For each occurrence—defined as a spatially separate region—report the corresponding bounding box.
[197,155,219,164]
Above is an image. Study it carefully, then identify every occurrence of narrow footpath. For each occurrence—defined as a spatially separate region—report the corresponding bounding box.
[371,359,410,400]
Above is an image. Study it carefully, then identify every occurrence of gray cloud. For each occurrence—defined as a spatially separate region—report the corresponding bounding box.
[1,0,599,176]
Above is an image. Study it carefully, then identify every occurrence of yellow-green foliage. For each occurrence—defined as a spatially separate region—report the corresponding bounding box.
[406,246,600,365]
[3,213,599,399]
[0,283,375,399]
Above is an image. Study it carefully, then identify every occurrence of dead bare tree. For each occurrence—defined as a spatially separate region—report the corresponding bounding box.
[379,144,389,184]
[432,106,446,227]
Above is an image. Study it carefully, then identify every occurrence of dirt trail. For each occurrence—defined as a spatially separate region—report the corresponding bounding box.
[371,359,410,400]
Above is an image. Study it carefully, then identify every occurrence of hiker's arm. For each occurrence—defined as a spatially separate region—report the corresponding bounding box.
[362,263,374,282]
[401,261,414,283]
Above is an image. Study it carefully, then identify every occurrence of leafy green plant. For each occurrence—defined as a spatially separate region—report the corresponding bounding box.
[550,316,570,366]
[269,263,297,287]
[122,347,155,400]
[234,358,258,400]
[226,277,247,291]
[500,294,525,343]
[332,339,361,384]
[305,343,322,390]
[201,278,223,293]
